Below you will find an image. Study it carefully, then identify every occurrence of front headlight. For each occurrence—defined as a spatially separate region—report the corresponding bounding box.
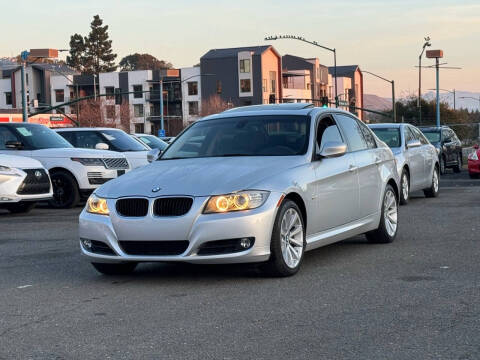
[86,194,109,215]
[71,158,105,166]
[0,165,21,176]
[203,190,270,214]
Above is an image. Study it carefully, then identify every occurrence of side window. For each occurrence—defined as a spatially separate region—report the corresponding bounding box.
[316,116,343,152]
[405,127,415,143]
[442,130,450,142]
[0,127,19,150]
[357,121,377,149]
[411,127,428,145]
[75,131,105,149]
[58,131,77,146]
[335,114,368,152]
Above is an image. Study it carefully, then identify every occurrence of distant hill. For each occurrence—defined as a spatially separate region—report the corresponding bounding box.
[423,91,480,111]
[364,94,392,111]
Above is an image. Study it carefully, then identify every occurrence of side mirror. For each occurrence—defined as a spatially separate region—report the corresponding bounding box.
[318,141,347,158]
[474,144,479,150]
[406,139,421,148]
[5,140,23,150]
[147,148,161,163]
[95,142,109,150]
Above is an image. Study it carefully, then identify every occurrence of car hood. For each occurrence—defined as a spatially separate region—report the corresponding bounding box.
[31,148,125,159]
[95,156,304,198]
[0,154,43,169]
[122,150,150,159]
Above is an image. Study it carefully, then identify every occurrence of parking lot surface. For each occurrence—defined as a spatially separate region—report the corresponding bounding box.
[0,171,479,359]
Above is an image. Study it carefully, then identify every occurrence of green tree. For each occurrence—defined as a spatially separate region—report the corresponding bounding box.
[83,15,117,74]
[66,34,86,72]
[119,53,172,71]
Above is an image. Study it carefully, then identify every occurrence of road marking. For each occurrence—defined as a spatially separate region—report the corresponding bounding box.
[17,285,32,289]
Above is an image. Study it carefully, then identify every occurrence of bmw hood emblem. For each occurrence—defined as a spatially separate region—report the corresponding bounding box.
[152,186,161,193]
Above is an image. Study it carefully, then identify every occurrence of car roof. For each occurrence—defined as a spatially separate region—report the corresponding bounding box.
[418,125,450,131]
[368,123,404,129]
[198,104,352,122]
[56,127,124,132]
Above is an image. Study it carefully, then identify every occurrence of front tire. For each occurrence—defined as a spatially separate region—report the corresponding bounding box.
[48,170,80,209]
[440,156,446,175]
[399,169,409,205]
[91,262,138,275]
[262,200,306,277]
[366,184,398,244]
[3,201,36,214]
[424,166,440,198]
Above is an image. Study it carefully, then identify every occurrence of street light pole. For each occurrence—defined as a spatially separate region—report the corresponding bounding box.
[363,70,396,122]
[265,35,338,107]
[418,37,432,124]
[459,96,480,110]
[428,88,456,110]
[20,50,30,122]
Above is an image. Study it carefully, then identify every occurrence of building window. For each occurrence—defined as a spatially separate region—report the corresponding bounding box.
[263,79,267,93]
[270,71,276,93]
[106,105,115,119]
[105,86,114,100]
[216,80,222,94]
[5,92,12,105]
[239,59,250,73]
[133,85,143,99]
[188,101,199,115]
[55,89,64,103]
[187,82,198,96]
[56,107,65,115]
[134,123,144,133]
[240,79,251,93]
[134,104,144,117]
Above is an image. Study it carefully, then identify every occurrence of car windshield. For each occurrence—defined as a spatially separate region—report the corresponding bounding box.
[421,130,441,143]
[161,115,311,159]
[100,130,148,151]
[371,127,401,148]
[12,124,73,150]
[138,135,168,150]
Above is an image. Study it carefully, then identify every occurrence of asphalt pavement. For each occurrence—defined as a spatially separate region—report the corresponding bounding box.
[0,171,479,359]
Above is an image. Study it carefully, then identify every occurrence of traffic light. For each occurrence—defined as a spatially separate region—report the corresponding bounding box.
[320,96,329,108]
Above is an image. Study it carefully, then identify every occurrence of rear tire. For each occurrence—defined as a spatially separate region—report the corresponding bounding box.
[91,262,138,275]
[366,184,398,244]
[48,170,80,209]
[440,156,446,175]
[453,153,462,173]
[424,166,440,198]
[262,199,306,277]
[399,169,409,205]
[4,201,36,214]
[469,172,479,179]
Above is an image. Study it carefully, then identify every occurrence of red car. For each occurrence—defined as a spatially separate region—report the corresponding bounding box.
[468,144,480,178]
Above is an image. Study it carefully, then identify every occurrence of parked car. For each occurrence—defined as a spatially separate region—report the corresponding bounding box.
[420,126,462,174]
[0,154,53,213]
[79,104,407,277]
[56,128,150,169]
[0,123,129,208]
[467,144,480,178]
[132,133,168,151]
[369,123,439,205]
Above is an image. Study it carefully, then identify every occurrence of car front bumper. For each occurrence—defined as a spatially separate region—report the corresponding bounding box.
[79,192,283,264]
[0,170,52,203]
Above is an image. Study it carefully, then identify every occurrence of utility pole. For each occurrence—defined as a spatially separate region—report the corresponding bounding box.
[418,37,431,124]
[363,70,396,122]
[159,78,164,136]
[426,49,443,127]
[20,51,30,122]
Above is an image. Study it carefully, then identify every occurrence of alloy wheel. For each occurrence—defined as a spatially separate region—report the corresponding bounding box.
[383,189,398,237]
[401,173,409,201]
[433,168,439,193]
[280,208,304,269]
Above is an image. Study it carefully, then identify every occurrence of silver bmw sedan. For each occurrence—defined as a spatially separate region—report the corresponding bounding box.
[80,104,401,277]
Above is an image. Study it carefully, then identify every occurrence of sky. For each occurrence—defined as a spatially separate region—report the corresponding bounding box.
[2,0,479,98]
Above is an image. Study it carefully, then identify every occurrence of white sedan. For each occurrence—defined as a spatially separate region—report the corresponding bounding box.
[0,154,52,213]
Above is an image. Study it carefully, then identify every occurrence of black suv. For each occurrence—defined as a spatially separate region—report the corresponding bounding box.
[420,126,462,174]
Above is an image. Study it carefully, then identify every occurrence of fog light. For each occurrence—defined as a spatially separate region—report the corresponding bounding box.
[240,237,251,249]
[82,238,92,249]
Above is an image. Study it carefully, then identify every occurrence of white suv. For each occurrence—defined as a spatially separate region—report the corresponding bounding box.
[56,128,150,169]
[0,123,129,208]
[0,154,53,213]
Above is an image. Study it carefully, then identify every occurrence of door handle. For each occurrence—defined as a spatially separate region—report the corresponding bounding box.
[348,165,358,172]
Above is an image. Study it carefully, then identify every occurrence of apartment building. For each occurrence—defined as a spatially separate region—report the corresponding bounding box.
[282,55,329,105]
[328,65,364,120]
[282,69,312,103]
[181,66,201,125]
[200,45,282,107]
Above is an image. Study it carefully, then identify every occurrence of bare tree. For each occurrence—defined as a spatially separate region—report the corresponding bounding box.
[200,95,233,117]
